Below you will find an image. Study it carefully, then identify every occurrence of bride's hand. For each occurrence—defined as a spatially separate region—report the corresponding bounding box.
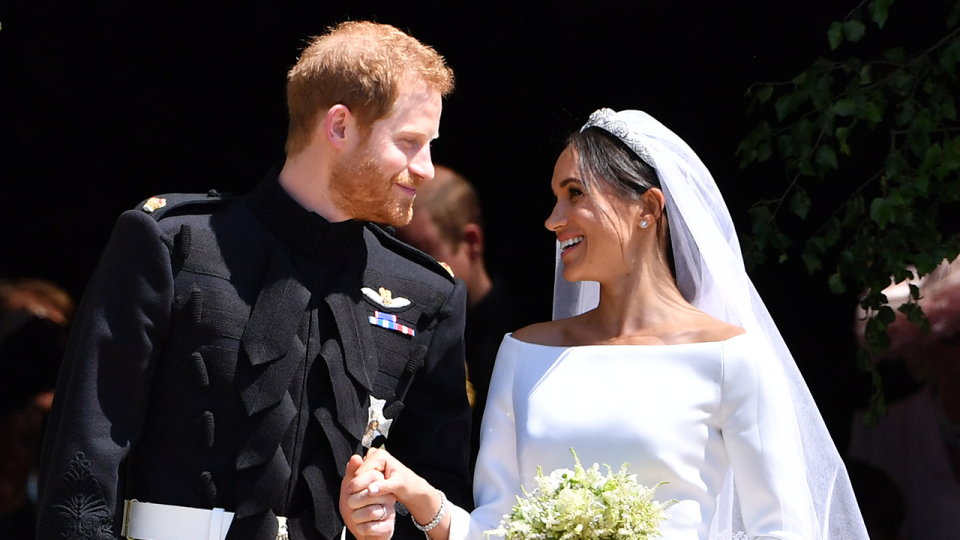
[346,448,448,537]
[340,454,397,540]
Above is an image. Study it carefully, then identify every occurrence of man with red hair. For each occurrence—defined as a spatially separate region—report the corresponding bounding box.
[38,21,471,540]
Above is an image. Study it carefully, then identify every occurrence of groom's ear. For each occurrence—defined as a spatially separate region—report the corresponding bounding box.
[323,104,356,150]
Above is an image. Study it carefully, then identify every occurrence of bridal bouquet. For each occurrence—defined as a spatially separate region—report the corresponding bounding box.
[486,450,673,540]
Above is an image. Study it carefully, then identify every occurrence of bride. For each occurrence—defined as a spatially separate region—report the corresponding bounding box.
[339,109,868,540]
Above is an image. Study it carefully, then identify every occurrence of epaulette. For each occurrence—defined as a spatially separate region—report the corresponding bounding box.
[135,189,233,220]
[366,223,456,284]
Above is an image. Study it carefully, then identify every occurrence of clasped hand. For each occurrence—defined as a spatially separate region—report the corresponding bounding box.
[340,448,418,540]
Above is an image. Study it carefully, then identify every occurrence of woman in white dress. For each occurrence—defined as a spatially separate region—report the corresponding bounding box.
[340,109,869,540]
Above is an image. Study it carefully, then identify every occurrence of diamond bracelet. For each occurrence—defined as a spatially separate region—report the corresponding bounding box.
[411,489,447,533]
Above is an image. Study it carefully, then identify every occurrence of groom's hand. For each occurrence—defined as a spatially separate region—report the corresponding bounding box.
[349,448,449,539]
[340,454,397,540]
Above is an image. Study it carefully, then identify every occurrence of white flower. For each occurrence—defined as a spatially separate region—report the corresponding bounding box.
[485,449,675,540]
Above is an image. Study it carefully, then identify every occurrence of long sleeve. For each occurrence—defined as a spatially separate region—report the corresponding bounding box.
[447,336,521,540]
[718,335,815,540]
[36,210,175,539]
[387,280,473,539]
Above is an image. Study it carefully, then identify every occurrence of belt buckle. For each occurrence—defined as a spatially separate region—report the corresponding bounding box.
[276,516,289,540]
[121,499,137,540]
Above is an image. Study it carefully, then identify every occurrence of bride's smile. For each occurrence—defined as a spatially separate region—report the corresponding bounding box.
[546,147,648,284]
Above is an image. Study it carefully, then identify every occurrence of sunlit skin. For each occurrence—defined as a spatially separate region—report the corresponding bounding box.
[278,81,441,226]
[547,147,647,285]
[279,83,442,540]
[329,82,441,225]
[525,146,744,347]
[341,146,747,540]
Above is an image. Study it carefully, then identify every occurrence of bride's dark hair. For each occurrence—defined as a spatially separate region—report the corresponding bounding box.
[567,127,676,278]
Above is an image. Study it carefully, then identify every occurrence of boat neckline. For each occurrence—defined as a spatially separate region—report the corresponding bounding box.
[503,330,751,349]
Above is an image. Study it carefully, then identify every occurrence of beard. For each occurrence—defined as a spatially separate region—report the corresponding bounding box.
[328,144,421,227]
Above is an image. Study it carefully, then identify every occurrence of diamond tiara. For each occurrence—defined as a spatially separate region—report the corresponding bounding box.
[581,108,654,168]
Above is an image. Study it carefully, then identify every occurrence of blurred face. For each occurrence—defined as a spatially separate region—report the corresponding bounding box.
[397,208,471,280]
[545,147,641,283]
[329,82,442,226]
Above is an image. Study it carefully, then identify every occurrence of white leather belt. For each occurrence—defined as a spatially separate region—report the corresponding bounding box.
[121,500,242,540]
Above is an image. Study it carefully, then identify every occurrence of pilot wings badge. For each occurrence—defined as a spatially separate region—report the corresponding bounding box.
[361,287,411,309]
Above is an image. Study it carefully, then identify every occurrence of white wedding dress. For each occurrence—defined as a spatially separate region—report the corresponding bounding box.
[446,333,811,540]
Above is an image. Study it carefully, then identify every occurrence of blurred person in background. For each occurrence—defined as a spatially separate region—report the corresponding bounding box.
[849,256,960,539]
[396,165,524,473]
[0,279,73,539]
[844,458,905,540]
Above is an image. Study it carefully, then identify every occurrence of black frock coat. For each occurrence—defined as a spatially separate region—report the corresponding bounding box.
[36,173,472,540]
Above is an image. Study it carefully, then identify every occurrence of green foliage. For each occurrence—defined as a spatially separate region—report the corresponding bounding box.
[739,0,960,421]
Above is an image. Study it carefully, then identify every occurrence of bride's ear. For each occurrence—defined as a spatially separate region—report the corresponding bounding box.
[638,188,666,228]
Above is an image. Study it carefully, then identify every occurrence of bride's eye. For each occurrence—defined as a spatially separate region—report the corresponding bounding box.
[569,187,583,199]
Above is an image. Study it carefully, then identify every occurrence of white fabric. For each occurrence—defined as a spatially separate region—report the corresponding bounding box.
[547,110,867,539]
[451,333,815,539]
[209,508,225,540]
[121,500,234,540]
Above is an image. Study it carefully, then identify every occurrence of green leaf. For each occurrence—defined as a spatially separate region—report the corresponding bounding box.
[793,71,808,85]
[802,251,821,273]
[914,107,935,134]
[889,70,914,95]
[883,47,905,63]
[790,190,812,219]
[899,302,931,333]
[777,134,797,158]
[942,136,960,172]
[885,151,906,179]
[896,101,915,126]
[922,143,943,175]
[836,126,851,154]
[859,64,873,85]
[816,145,839,169]
[775,93,801,121]
[824,217,842,246]
[758,85,774,104]
[828,22,844,50]
[941,40,960,76]
[915,173,930,196]
[843,20,866,43]
[860,102,883,123]
[870,197,895,228]
[856,348,873,372]
[808,236,827,255]
[833,98,859,116]
[868,0,892,28]
[770,230,791,251]
[945,97,958,121]
[877,305,896,324]
[757,142,773,163]
[749,205,773,233]
[829,273,847,294]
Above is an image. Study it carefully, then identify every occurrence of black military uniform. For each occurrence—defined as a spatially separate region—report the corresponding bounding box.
[36,172,472,540]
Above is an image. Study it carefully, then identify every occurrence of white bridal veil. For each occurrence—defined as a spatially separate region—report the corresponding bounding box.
[553,109,868,539]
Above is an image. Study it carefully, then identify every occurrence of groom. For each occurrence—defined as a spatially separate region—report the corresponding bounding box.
[37,21,472,540]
